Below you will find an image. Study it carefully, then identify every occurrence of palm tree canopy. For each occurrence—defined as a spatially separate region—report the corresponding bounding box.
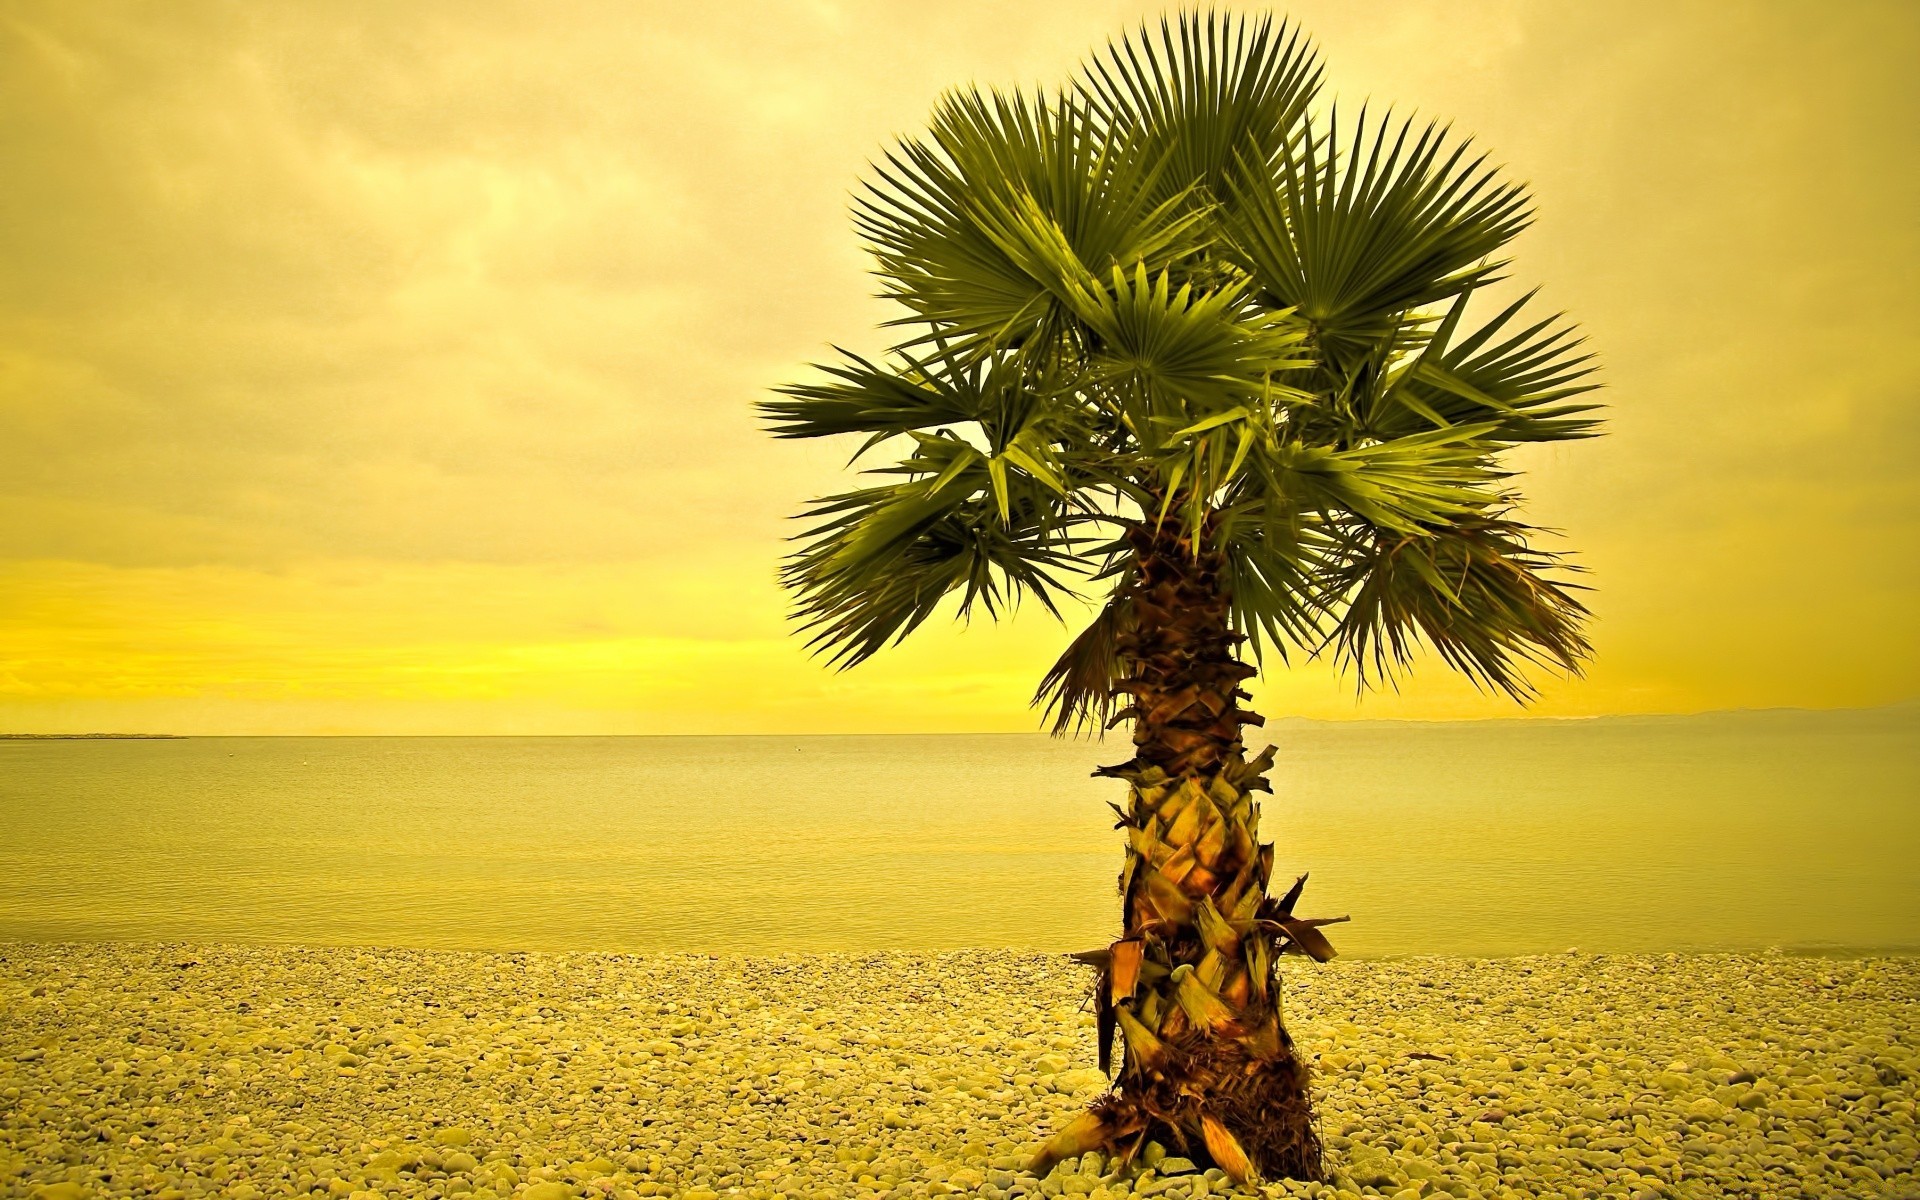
[763,12,1601,731]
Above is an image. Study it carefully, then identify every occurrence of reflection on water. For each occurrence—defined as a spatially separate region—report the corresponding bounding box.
[1,706,1915,956]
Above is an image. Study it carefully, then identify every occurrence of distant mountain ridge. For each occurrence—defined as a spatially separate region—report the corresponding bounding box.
[1265,699,1920,731]
[0,733,187,739]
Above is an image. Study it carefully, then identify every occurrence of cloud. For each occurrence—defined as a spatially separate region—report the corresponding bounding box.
[0,0,1915,730]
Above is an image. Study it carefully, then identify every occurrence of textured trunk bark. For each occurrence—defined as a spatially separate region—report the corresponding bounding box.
[1030,515,1331,1184]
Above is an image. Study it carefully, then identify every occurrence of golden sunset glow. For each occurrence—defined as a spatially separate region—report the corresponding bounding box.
[3,1,1916,734]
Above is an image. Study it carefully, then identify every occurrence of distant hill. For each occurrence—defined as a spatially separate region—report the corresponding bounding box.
[1263,699,1920,732]
[0,733,187,739]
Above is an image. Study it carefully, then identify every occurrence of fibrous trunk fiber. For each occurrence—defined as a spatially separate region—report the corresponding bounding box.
[1030,518,1339,1185]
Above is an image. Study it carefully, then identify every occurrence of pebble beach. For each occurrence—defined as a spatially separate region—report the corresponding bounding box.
[2,946,1915,1200]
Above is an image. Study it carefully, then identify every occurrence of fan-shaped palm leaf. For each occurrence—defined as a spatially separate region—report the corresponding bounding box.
[857,88,1207,363]
[1226,107,1532,364]
[1078,13,1323,211]
[1376,288,1603,442]
[1322,515,1590,698]
[783,460,1083,667]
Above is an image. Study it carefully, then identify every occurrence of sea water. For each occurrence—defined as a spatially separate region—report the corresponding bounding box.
[1,706,1914,957]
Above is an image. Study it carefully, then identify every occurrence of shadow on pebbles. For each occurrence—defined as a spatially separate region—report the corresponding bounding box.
[2,946,1915,1200]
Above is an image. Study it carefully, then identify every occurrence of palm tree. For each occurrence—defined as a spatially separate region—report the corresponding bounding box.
[762,11,1600,1184]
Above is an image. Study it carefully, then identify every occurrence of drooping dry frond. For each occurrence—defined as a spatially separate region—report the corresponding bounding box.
[1033,588,1134,735]
[1323,516,1592,699]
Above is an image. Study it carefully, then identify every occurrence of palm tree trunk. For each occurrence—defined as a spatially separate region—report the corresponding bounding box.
[1030,516,1330,1184]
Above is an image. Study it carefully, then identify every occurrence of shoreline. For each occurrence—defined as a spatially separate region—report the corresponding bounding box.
[6,937,1916,964]
[3,945,1914,1199]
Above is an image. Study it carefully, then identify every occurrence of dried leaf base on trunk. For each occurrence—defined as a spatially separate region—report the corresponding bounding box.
[1043,1018,1322,1182]
[1030,522,1342,1186]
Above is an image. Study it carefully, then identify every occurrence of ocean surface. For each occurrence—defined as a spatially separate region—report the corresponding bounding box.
[2,706,1916,958]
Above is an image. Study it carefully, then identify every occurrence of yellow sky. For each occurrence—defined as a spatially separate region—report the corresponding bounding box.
[2,1,1916,734]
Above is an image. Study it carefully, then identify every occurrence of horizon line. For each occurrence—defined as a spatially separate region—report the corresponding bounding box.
[4,698,1914,739]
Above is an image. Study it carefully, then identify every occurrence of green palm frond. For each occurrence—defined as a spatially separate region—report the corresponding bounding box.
[1078,12,1322,210]
[1214,501,1330,659]
[761,348,988,443]
[1376,288,1603,443]
[763,346,1089,469]
[782,457,1084,667]
[1226,107,1532,363]
[1320,516,1591,699]
[1080,264,1312,436]
[1250,426,1507,534]
[857,87,1208,363]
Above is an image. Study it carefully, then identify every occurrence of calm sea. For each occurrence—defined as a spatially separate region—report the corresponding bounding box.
[2,707,1915,958]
